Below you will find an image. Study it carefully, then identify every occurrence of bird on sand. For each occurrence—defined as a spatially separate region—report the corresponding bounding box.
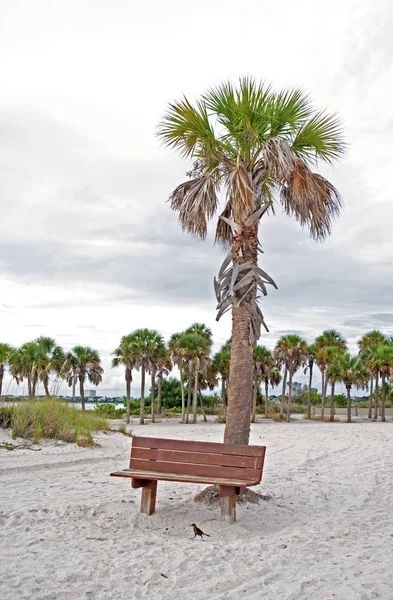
[191,523,211,540]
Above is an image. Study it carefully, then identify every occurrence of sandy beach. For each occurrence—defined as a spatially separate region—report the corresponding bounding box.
[0,418,392,600]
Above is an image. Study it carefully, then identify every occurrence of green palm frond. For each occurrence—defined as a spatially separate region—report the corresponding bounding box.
[292,110,346,164]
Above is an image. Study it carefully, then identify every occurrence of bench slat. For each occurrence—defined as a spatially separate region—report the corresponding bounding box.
[110,470,258,487]
[129,457,261,482]
[132,436,265,458]
[131,447,263,469]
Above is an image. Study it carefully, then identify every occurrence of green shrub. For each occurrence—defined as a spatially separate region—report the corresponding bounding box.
[0,406,14,428]
[9,399,109,446]
[94,403,127,419]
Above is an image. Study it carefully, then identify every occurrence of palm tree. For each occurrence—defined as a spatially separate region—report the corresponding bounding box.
[149,341,167,423]
[358,330,386,418]
[159,77,345,445]
[252,345,273,422]
[274,337,289,417]
[325,345,345,421]
[0,343,13,397]
[112,334,138,423]
[315,330,347,420]
[370,342,393,422]
[276,335,308,422]
[304,344,316,419]
[268,366,281,416]
[156,351,172,415]
[177,331,211,424]
[330,354,368,423]
[64,346,103,411]
[9,342,42,398]
[35,337,64,397]
[128,329,165,425]
[168,332,188,421]
[213,341,231,421]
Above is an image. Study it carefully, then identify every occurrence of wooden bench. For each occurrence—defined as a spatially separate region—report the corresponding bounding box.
[110,436,266,522]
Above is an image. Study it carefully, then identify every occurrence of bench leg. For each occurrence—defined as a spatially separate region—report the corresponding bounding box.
[140,480,157,515]
[219,485,239,523]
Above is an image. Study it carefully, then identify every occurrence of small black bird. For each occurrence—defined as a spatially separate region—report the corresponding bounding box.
[191,523,210,540]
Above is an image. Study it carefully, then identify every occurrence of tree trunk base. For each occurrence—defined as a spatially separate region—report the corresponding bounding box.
[194,485,271,505]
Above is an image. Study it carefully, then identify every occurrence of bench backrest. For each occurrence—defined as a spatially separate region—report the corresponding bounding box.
[129,436,266,484]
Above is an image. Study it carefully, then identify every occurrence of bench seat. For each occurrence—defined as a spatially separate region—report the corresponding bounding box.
[110,436,266,522]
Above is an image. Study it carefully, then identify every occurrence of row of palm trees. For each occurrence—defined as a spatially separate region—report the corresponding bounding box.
[1,327,392,424]
[0,339,103,411]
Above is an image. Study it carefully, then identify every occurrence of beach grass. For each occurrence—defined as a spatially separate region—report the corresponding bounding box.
[1,399,109,446]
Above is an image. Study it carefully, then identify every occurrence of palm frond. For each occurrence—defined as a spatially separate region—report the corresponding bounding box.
[227,157,256,223]
[280,163,342,240]
[269,87,313,137]
[291,110,346,164]
[169,174,219,239]
[157,96,221,160]
[215,198,233,248]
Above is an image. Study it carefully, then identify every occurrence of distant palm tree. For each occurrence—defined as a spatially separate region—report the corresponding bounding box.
[330,354,368,423]
[9,342,42,398]
[128,329,165,425]
[112,334,138,423]
[156,351,172,415]
[0,343,13,397]
[304,343,316,419]
[168,333,188,420]
[268,366,281,416]
[370,342,393,422]
[213,341,231,421]
[159,77,345,445]
[252,345,273,422]
[35,337,64,397]
[64,346,103,411]
[325,346,345,421]
[275,335,308,422]
[315,330,347,419]
[177,331,211,424]
[358,330,386,418]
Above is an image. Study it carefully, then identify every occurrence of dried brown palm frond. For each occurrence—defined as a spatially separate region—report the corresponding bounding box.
[227,157,256,223]
[168,174,219,239]
[280,162,342,240]
[261,138,298,182]
[215,198,234,248]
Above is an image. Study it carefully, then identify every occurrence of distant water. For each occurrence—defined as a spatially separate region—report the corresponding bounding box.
[68,403,125,411]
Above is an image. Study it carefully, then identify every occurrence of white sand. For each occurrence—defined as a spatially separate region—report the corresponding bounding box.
[0,418,392,600]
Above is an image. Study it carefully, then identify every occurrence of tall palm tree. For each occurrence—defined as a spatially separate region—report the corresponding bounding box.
[9,342,43,398]
[330,353,368,423]
[112,334,138,423]
[358,330,386,419]
[168,332,188,421]
[304,343,316,419]
[274,337,289,417]
[315,330,347,420]
[325,345,345,422]
[128,329,165,425]
[149,341,167,423]
[177,331,211,424]
[159,77,345,445]
[35,337,64,397]
[252,345,273,422]
[0,343,13,398]
[64,346,103,411]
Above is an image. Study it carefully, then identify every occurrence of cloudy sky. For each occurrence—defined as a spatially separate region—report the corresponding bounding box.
[1,0,392,396]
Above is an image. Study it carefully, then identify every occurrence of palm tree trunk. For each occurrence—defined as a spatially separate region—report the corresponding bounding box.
[265,379,269,417]
[251,380,258,423]
[157,372,162,414]
[72,374,76,401]
[186,361,193,424]
[198,391,207,422]
[346,385,351,423]
[373,372,379,419]
[0,364,3,397]
[320,370,326,420]
[286,365,293,423]
[27,376,32,398]
[180,368,185,421]
[329,381,335,422]
[32,378,37,398]
[280,366,287,417]
[140,364,145,425]
[307,361,313,419]
[368,375,373,419]
[79,375,85,411]
[125,368,131,424]
[151,368,156,423]
[380,373,386,422]
[43,376,50,397]
[224,303,254,445]
[192,359,199,424]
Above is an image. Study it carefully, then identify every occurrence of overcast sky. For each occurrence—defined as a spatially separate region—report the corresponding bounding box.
[1,0,392,397]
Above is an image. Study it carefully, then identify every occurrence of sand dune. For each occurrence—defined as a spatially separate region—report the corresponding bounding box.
[0,419,392,600]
